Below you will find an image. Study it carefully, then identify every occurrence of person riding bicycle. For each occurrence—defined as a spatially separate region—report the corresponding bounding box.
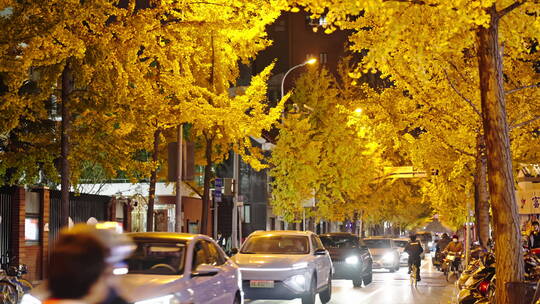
[405,234,424,282]
[443,234,463,271]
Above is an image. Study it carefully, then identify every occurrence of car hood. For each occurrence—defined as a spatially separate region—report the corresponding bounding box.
[368,248,394,256]
[232,253,309,268]
[326,248,362,259]
[116,274,184,302]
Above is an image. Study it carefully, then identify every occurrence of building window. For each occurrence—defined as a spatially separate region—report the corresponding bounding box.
[243,205,251,224]
[274,19,286,32]
[320,53,328,64]
[306,15,327,27]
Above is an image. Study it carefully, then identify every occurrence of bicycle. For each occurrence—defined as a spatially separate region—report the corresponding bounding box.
[0,269,19,304]
[410,264,418,287]
[0,252,33,303]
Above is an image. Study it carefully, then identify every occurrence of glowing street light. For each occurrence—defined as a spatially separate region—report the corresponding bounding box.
[281,58,317,99]
[354,108,363,114]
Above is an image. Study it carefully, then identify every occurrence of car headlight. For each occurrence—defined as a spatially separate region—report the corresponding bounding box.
[285,274,308,292]
[135,295,180,304]
[383,253,395,263]
[345,256,359,265]
[401,252,409,259]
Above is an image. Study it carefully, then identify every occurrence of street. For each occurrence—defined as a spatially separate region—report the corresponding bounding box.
[249,256,457,304]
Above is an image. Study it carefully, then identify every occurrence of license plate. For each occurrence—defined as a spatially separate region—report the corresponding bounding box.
[250,280,274,288]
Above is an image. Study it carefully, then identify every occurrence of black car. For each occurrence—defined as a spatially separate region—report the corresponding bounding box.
[319,232,373,287]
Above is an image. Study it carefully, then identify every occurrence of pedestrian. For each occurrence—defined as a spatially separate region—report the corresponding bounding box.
[217,231,227,249]
[42,224,133,304]
[405,234,423,282]
[529,221,540,249]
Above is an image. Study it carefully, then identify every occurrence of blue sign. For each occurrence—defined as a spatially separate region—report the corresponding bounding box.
[215,178,223,188]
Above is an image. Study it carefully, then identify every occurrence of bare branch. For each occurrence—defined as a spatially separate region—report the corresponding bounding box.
[497,1,526,19]
[506,83,540,95]
[510,115,540,130]
[444,70,482,117]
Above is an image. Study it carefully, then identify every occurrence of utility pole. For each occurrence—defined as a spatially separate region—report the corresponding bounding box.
[465,197,472,266]
[175,124,183,233]
[232,152,239,248]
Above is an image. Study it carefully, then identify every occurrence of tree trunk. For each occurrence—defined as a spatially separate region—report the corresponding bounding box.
[146,129,160,232]
[476,7,524,303]
[474,133,490,248]
[60,61,73,228]
[201,136,213,235]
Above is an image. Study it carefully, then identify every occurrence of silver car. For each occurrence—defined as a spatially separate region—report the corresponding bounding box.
[393,238,410,265]
[23,232,242,304]
[363,237,400,272]
[118,232,243,304]
[231,230,333,304]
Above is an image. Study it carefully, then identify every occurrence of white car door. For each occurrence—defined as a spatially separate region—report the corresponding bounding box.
[203,240,236,303]
[311,235,330,290]
[190,240,222,304]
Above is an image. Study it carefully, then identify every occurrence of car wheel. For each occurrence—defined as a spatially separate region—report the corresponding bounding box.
[319,274,332,303]
[353,277,363,287]
[301,277,317,304]
[363,269,373,286]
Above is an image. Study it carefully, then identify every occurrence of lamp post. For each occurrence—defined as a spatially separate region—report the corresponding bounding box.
[280,58,317,99]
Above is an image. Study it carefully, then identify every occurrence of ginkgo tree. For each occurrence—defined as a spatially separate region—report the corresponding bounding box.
[291,1,540,301]
[270,67,386,224]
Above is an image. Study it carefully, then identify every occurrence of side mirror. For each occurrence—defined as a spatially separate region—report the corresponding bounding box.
[192,264,219,277]
[229,248,239,255]
[314,249,326,256]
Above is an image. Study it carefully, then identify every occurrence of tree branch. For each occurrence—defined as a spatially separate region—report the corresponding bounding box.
[510,115,540,130]
[435,132,476,158]
[444,70,482,117]
[497,1,526,19]
[506,83,540,95]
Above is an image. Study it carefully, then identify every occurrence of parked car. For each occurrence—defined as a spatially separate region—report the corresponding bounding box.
[119,232,243,304]
[393,238,410,265]
[319,232,373,287]
[23,232,242,304]
[363,237,400,272]
[231,230,333,304]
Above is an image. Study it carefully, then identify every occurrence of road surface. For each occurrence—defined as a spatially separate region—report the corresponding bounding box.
[248,256,457,304]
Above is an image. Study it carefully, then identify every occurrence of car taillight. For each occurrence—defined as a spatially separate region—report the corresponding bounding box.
[478,280,490,296]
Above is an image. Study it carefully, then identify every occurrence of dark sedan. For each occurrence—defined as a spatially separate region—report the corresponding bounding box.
[319,233,373,287]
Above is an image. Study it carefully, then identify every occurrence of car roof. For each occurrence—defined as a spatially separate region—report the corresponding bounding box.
[126,232,200,241]
[249,230,313,237]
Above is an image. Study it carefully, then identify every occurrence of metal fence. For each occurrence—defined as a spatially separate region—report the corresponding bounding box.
[49,191,110,246]
[0,188,12,257]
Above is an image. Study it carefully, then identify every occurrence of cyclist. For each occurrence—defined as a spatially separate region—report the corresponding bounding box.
[405,234,424,282]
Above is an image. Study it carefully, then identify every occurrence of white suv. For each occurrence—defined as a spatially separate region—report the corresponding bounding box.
[231,230,333,304]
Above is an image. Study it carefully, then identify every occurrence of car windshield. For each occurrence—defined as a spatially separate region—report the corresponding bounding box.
[320,235,359,249]
[241,235,310,254]
[364,239,391,248]
[394,240,408,248]
[126,239,186,275]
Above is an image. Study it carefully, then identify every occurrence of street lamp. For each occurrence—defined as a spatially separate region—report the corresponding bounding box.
[280,58,317,99]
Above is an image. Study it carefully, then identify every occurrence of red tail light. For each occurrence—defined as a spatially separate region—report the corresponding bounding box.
[478,280,490,296]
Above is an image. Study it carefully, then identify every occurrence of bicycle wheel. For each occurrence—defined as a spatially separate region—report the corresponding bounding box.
[0,280,18,304]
